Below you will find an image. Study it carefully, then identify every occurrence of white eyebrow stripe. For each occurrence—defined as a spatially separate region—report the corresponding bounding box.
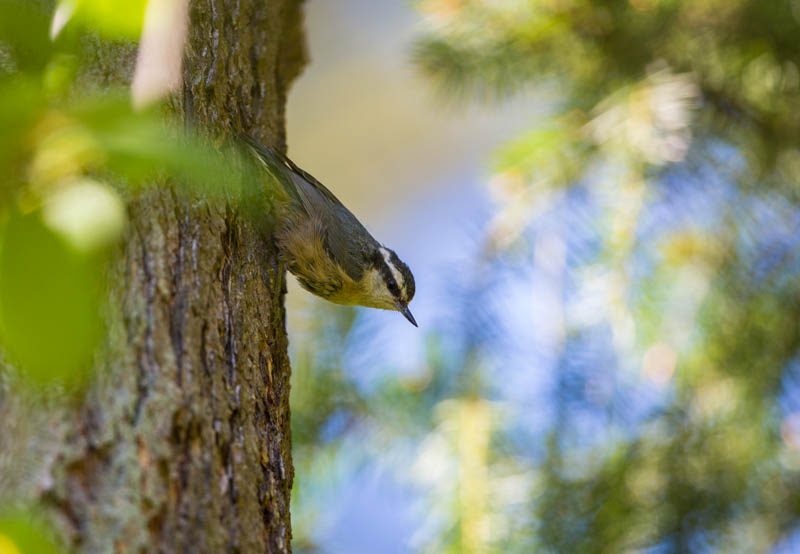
[379,247,404,292]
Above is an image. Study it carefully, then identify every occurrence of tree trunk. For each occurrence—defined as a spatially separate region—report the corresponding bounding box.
[3,1,307,552]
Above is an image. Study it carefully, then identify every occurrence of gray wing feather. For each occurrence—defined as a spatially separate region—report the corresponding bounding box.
[287,171,372,281]
[240,134,373,281]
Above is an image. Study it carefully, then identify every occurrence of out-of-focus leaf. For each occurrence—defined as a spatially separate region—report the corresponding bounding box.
[71,96,235,192]
[0,1,52,71]
[97,119,237,196]
[0,79,43,199]
[412,4,567,102]
[0,510,62,554]
[26,94,239,200]
[54,0,147,39]
[492,121,589,188]
[0,208,107,385]
[27,112,103,188]
[42,53,78,97]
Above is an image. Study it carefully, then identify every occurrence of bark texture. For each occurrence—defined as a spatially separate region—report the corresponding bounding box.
[3,1,306,552]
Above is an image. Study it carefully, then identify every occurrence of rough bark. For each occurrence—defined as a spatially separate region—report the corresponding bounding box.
[2,1,306,552]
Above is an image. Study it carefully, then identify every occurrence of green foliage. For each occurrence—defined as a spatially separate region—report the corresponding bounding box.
[290,1,800,553]
[0,510,63,554]
[60,0,148,39]
[0,1,53,71]
[412,1,800,552]
[414,0,800,174]
[0,208,106,385]
[0,2,240,386]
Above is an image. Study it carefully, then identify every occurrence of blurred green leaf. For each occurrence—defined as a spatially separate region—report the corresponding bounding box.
[56,0,147,40]
[0,78,43,198]
[42,53,79,97]
[0,207,107,385]
[0,510,62,554]
[492,121,589,187]
[0,1,52,71]
[57,94,239,197]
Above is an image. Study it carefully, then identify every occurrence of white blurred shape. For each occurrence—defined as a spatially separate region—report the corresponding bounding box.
[487,185,558,251]
[534,230,566,276]
[491,473,533,506]
[532,230,566,348]
[132,0,189,109]
[50,0,75,40]
[664,266,711,349]
[586,62,699,165]
[566,265,637,354]
[641,342,677,386]
[567,266,613,327]
[43,178,126,251]
[410,432,454,487]
[611,309,636,353]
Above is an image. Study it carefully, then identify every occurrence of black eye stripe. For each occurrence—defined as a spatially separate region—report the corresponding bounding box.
[377,261,401,297]
[372,248,414,301]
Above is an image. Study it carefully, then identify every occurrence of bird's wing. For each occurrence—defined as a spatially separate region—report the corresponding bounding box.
[283,160,374,282]
[239,133,370,281]
[280,154,346,210]
[290,169,372,281]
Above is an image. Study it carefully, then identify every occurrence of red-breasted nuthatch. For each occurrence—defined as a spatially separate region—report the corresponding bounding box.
[240,134,417,326]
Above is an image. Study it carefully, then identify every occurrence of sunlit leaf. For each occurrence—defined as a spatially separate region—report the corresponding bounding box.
[0,511,62,554]
[42,53,78,97]
[42,178,126,252]
[29,94,238,199]
[0,79,43,200]
[54,0,147,39]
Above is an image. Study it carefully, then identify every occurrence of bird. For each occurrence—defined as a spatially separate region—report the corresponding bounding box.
[239,134,417,326]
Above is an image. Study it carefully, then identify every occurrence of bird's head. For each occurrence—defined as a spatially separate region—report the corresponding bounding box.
[359,246,417,326]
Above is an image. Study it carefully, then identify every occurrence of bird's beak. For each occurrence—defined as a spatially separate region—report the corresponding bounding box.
[396,302,418,327]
